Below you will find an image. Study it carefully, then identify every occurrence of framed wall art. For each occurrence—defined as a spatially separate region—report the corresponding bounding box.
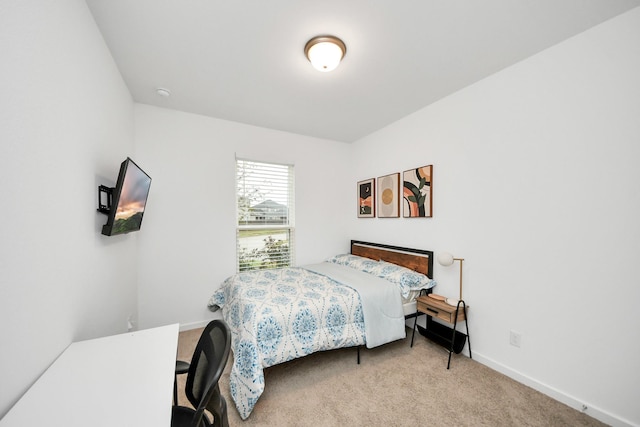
[377,173,400,218]
[357,178,375,218]
[403,165,433,218]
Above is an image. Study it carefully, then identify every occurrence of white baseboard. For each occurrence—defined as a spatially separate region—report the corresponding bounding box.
[178,317,220,332]
[472,352,635,427]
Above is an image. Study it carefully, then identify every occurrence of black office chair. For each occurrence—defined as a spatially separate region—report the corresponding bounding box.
[171,320,231,427]
[174,360,190,404]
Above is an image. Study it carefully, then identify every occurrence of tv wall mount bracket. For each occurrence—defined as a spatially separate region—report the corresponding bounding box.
[97,185,113,215]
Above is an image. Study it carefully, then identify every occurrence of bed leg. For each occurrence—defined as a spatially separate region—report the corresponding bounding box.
[357,346,360,364]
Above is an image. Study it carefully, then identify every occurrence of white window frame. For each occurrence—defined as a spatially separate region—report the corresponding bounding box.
[236,158,295,272]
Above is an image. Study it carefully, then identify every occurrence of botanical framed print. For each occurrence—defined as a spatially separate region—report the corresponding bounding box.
[357,178,375,218]
[403,165,433,218]
[378,173,400,218]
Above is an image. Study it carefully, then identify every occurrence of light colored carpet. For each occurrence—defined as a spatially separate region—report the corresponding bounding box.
[175,327,605,427]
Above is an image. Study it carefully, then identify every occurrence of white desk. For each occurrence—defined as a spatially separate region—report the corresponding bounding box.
[0,324,179,427]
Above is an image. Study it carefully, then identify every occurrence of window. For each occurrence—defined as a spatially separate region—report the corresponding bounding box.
[236,159,295,272]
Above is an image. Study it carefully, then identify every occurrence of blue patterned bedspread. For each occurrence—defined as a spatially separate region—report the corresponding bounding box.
[208,266,367,420]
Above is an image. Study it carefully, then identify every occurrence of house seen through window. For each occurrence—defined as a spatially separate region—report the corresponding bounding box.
[236,159,294,272]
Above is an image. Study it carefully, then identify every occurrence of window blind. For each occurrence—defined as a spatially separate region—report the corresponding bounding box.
[236,159,295,271]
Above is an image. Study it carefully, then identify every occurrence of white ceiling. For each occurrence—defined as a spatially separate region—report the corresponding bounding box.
[86,0,640,143]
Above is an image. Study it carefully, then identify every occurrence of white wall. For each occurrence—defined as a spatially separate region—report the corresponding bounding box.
[134,105,353,329]
[2,1,637,424]
[0,0,137,418]
[349,7,640,427]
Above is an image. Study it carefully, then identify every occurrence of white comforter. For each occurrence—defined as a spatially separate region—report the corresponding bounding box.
[304,262,406,347]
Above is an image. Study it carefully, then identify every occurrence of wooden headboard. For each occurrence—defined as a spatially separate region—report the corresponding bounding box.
[350,240,434,278]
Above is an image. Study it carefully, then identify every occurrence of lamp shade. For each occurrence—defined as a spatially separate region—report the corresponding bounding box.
[304,36,346,72]
[437,252,455,267]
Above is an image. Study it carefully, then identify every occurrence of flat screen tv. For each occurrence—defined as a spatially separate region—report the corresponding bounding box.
[99,157,152,236]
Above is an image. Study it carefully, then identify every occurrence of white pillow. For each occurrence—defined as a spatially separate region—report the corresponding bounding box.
[325,254,380,273]
[373,260,436,298]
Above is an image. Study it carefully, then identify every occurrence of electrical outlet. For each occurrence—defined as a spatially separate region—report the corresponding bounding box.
[510,330,522,347]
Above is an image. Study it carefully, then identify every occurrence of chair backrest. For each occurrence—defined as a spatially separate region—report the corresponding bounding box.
[185,320,231,426]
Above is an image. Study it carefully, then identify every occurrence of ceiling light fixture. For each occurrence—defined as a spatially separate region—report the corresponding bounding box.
[155,87,171,97]
[304,35,346,72]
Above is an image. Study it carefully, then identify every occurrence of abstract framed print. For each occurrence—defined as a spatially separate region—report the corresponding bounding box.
[403,165,433,218]
[378,173,400,218]
[357,178,375,218]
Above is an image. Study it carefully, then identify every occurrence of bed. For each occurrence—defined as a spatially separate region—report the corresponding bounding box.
[207,240,435,419]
